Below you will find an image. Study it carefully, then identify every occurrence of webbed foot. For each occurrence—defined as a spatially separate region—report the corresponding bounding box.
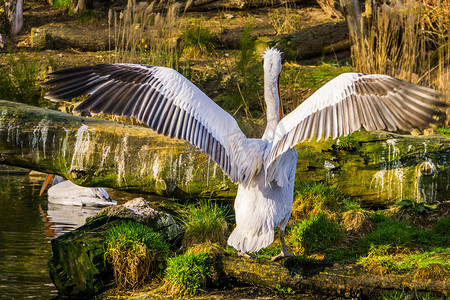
[271,251,294,262]
[239,252,256,259]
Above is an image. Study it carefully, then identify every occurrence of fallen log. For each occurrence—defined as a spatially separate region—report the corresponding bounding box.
[31,20,350,59]
[266,20,349,60]
[0,100,237,198]
[221,255,450,298]
[1,100,449,205]
[49,200,449,298]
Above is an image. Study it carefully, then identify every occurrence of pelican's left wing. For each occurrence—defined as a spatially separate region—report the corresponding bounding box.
[266,72,447,170]
[43,64,263,185]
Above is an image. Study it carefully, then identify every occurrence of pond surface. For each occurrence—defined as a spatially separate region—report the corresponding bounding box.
[0,173,105,299]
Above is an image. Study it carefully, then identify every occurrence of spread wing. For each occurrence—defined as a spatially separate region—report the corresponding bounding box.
[42,64,264,185]
[267,72,447,168]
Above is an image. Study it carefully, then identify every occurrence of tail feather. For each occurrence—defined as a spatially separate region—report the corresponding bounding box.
[227,227,274,253]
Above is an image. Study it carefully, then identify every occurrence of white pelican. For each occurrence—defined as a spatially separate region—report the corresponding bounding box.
[42,48,447,260]
[40,174,117,207]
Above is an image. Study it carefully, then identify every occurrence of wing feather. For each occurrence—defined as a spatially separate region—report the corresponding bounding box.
[43,63,264,185]
[266,72,447,171]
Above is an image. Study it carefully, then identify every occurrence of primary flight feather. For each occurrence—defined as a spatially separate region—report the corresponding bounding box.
[43,48,447,260]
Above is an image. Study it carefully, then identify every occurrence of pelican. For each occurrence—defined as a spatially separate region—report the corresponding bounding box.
[42,48,447,260]
[40,174,117,207]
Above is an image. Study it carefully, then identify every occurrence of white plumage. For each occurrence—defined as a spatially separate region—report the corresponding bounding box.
[42,48,447,260]
[40,175,117,207]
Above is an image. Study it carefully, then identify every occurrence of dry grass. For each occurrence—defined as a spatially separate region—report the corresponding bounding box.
[353,0,450,101]
[109,0,182,66]
[342,209,373,236]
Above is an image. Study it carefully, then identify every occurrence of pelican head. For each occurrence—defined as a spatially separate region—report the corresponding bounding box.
[262,47,283,140]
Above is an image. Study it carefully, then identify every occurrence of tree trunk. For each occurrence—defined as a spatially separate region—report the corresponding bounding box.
[71,0,93,14]
[339,0,365,51]
[1,100,449,206]
[4,0,23,36]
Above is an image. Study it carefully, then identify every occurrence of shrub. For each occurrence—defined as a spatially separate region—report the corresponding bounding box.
[362,219,411,249]
[104,220,170,289]
[164,252,209,296]
[182,200,229,247]
[287,213,343,255]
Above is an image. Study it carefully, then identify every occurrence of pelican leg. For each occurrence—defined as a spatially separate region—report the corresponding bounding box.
[271,228,293,261]
[238,251,256,259]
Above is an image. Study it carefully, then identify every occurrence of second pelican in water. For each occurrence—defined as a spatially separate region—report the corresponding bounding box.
[43,48,447,260]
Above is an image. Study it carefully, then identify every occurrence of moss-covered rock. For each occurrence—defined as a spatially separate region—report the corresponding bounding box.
[48,198,181,297]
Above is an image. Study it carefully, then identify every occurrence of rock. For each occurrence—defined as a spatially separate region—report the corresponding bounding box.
[48,198,181,297]
[94,197,181,242]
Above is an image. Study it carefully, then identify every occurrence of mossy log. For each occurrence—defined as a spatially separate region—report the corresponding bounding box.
[31,20,350,58]
[0,100,237,198]
[266,21,350,60]
[220,256,450,298]
[1,100,449,205]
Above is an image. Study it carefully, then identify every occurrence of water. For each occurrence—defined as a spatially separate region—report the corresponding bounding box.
[0,173,104,299]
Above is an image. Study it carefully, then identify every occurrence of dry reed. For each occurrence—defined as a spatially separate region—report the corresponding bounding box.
[352,0,449,98]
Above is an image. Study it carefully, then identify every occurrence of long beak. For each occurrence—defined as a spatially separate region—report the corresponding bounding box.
[278,75,283,120]
[39,174,54,196]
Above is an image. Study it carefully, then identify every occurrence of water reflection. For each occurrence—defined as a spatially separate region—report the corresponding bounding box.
[0,173,104,299]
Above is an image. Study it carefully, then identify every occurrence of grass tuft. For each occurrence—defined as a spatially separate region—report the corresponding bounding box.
[181,200,229,247]
[163,252,209,296]
[291,181,348,223]
[104,220,170,289]
[181,20,217,58]
[361,219,411,249]
[287,213,343,255]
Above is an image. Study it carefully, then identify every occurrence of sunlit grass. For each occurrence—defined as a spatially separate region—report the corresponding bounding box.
[291,181,348,223]
[104,220,170,289]
[181,200,229,247]
[287,213,343,255]
[163,252,209,296]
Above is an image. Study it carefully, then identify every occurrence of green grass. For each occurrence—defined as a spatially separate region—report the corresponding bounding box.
[291,181,348,222]
[433,217,450,235]
[181,200,229,247]
[0,50,54,108]
[215,24,263,118]
[436,128,450,138]
[361,219,412,249]
[181,20,217,58]
[104,220,170,289]
[287,213,343,255]
[164,252,209,296]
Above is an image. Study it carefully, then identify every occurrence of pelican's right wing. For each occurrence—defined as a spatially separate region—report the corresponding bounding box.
[266,72,448,170]
[42,64,263,185]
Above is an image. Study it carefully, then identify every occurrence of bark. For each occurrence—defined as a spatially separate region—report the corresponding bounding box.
[1,100,449,206]
[260,21,350,60]
[0,100,237,199]
[71,0,93,14]
[221,256,450,298]
[31,20,350,58]
[340,0,365,48]
[4,0,23,36]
